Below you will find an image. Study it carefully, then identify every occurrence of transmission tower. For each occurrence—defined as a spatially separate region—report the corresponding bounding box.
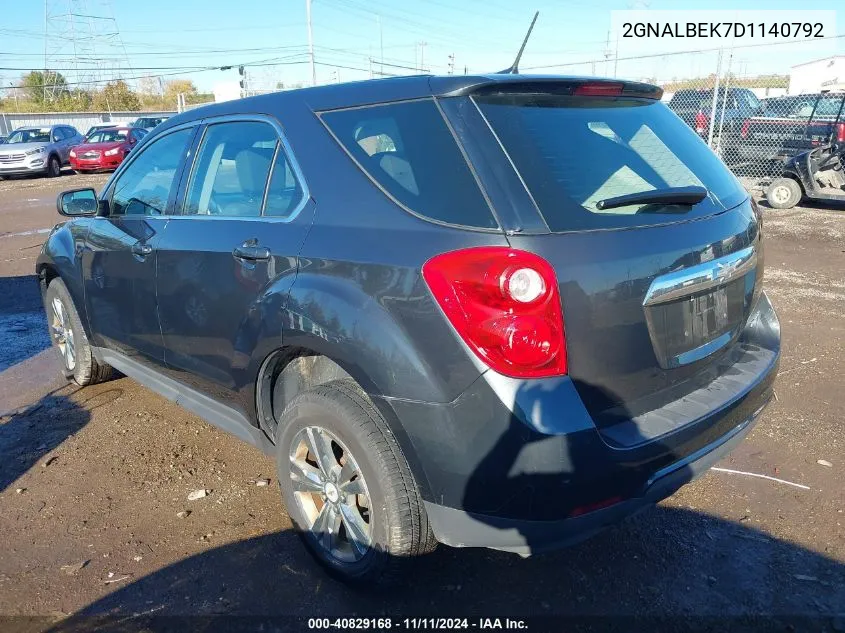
[43,0,133,99]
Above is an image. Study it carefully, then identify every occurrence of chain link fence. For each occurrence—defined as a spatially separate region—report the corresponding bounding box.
[545,40,844,193]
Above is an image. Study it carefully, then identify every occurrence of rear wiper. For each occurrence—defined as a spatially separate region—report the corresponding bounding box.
[596,186,708,211]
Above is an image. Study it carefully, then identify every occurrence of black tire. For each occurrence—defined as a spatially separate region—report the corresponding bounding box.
[766,177,802,209]
[276,379,436,584]
[44,278,114,386]
[47,155,61,178]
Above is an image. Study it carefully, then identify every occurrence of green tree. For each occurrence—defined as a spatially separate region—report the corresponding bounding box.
[92,80,141,111]
[163,79,197,103]
[20,70,68,104]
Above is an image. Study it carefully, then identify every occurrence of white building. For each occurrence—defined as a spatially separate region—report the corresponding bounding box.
[789,56,845,95]
[213,81,243,103]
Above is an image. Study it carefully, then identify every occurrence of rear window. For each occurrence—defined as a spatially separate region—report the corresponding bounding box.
[321,99,497,229]
[475,94,746,232]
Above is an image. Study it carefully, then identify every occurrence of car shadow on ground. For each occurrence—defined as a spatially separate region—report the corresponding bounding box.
[0,387,122,493]
[0,274,51,372]
[46,506,844,631]
[47,385,844,631]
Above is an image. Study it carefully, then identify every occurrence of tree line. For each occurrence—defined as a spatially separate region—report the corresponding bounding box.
[0,71,214,113]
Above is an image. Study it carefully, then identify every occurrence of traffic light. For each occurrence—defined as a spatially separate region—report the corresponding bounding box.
[239,66,245,89]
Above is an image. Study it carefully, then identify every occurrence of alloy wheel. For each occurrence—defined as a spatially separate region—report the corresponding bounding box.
[289,426,372,563]
[50,297,76,371]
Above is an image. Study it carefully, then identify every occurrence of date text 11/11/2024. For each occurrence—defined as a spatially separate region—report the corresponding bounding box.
[307,618,529,630]
[622,21,824,38]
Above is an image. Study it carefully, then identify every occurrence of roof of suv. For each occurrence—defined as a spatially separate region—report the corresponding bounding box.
[160,74,662,129]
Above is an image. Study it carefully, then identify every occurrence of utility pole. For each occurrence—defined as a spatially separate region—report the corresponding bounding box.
[306,0,316,86]
[706,48,724,149]
[419,41,427,72]
[377,15,383,78]
[43,0,48,102]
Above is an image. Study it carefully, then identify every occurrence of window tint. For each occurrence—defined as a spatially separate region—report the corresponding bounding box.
[475,94,745,231]
[264,146,305,218]
[184,121,277,217]
[52,128,66,141]
[322,99,496,229]
[111,128,192,216]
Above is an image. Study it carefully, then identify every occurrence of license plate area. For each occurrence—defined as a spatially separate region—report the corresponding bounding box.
[643,246,757,370]
[645,283,746,369]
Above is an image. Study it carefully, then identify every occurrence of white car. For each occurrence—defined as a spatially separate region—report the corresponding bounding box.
[0,125,84,178]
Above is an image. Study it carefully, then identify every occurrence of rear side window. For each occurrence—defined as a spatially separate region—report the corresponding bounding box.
[475,94,746,232]
[321,99,497,229]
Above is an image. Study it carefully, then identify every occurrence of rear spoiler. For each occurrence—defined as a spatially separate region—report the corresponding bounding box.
[432,77,663,101]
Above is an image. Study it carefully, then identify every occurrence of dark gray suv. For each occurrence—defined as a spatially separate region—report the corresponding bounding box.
[39,75,779,583]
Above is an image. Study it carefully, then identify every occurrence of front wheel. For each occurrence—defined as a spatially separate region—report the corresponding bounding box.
[44,278,113,386]
[46,155,61,178]
[766,177,802,209]
[276,380,436,584]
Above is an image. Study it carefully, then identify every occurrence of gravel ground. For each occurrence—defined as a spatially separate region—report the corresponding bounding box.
[0,172,843,629]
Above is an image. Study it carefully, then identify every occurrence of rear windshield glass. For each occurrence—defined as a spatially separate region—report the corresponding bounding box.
[475,94,746,232]
[321,99,497,229]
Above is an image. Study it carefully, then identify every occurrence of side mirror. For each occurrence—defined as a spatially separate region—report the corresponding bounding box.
[57,188,98,217]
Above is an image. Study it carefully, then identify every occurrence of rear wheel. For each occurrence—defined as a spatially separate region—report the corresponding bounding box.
[766,177,802,209]
[276,380,436,584]
[45,278,113,386]
[47,155,61,178]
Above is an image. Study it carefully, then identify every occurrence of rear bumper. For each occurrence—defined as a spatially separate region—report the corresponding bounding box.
[424,404,762,555]
[380,292,779,553]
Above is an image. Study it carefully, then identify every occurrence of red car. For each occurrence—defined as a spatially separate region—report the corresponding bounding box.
[69,127,147,173]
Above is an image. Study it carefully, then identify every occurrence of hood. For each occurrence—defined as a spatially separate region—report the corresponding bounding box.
[73,141,126,152]
[0,141,49,153]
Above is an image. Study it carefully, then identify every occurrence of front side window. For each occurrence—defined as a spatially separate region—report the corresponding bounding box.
[184,121,279,217]
[111,128,193,216]
[321,99,497,229]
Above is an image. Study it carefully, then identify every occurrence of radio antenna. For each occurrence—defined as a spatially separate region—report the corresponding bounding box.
[497,11,539,74]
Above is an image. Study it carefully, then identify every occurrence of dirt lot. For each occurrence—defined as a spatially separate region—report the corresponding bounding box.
[0,172,843,630]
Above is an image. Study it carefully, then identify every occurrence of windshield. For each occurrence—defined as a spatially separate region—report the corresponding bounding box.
[85,129,128,143]
[135,118,165,127]
[475,94,746,231]
[7,129,51,144]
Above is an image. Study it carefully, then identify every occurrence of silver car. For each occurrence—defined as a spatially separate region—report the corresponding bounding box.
[0,125,84,178]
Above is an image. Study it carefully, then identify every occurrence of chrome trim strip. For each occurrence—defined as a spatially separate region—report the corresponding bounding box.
[671,330,733,368]
[643,246,756,307]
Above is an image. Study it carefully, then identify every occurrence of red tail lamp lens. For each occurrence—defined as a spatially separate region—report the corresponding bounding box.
[422,247,567,378]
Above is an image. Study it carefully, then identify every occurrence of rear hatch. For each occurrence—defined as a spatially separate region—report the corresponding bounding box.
[470,83,763,434]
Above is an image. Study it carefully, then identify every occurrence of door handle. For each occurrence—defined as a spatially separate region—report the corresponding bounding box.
[132,242,152,257]
[233,244,271,261]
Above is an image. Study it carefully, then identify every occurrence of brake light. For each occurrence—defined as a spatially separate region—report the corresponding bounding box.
[574,82,623,97]
[836,122,845,143]
[695,111,708,134]
[741,119,751,139]
[422,247,567,378]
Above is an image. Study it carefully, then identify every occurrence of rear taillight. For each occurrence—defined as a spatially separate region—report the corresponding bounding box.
[695,111,708,134]
[422,247,567,378]
[741,119,751,139]
[836,122,845,143]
